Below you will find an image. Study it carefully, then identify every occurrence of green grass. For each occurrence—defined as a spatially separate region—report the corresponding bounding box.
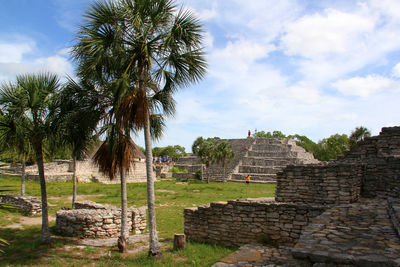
[0,175,275,266]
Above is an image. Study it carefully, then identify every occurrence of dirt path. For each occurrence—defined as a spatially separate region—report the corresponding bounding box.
[5,215,56,229]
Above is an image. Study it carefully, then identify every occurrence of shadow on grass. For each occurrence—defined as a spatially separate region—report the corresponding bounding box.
[0,225,74,266]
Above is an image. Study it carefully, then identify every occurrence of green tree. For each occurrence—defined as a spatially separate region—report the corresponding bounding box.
[350,126,371,146]
[72,0,206,256]
[152,145,186,161]
[315,134,350,161]
[0,111,31,196]
[214,141,235,182]
[0,73,62,244]
[253,130,287,138]
[51,78,103,208]
[192,137,219,183]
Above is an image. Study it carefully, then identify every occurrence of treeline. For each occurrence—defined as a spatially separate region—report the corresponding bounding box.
[253,127,371,161]
[151,145,186,162]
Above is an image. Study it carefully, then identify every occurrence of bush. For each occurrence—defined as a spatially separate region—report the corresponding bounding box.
[194,170,202,180]
[168,167,188,173]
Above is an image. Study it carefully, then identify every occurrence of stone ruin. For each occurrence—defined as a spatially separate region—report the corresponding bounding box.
[0,158,148,184]
[174,137,318,183]
[0,194,41,215]
[184,126,400,266]
[55,201,146,238]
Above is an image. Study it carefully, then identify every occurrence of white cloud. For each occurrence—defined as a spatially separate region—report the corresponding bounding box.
[333,75,400,97]
[392,62,400,77]
[281,8,375,58]
[0,43,33,63]
[212,38,275,63]
[0,39,74,82]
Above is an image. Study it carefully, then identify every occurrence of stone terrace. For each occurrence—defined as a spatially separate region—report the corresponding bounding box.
[186,126,400,266]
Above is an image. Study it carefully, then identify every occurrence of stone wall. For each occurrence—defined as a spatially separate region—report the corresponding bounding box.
[0,194,41,215]
[362,157,400,199]
[55,201,146,238]
[275,163,362,205]
[184,199,325,247]
[3,159,148,184]
[388,198,400,238]
[154,164,173,178]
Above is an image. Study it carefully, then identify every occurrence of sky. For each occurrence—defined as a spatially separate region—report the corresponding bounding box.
[1,0,400,152]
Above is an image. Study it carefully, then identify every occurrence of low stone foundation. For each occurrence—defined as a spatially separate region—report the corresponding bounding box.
[55,201,146,238]
[184,198,325,247]
[0,194,41,215]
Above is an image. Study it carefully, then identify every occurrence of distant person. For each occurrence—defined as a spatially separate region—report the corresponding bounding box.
[248,130,251,137]
[245,174,251,185]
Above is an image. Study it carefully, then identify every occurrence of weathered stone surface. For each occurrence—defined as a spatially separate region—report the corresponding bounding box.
[0,194,41,215]
[184,199,325,247]
[292,198,400,266]
[55,201,146,238]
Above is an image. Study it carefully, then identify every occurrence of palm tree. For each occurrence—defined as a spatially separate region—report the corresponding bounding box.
[0,73,62,244]
[0,111,31,196]
[51,78,103,208]
[72,0,206,257]
[93,124,142,253]
[214,141,235,182]
[350,126,371,144]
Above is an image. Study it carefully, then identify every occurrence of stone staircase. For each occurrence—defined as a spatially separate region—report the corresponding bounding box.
[173,138,318,183]
[230,138,319,183]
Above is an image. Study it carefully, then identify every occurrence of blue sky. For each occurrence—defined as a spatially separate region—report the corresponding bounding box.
[1,0,400,152]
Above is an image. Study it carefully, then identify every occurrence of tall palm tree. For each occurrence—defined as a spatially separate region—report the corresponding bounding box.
[51,78,103,208]
[214,141,235,182]
[93,124,142,253]
[73,0,206,257]
[0,73,62,244]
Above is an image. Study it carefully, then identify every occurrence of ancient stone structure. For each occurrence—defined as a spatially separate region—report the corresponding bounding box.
[186,126,400,266]
[0,159,148,184]
[275,163,362,205]
[185,199,325,247]
[0,194,41,215]
[55,201,146,238]
[174,138,318,183]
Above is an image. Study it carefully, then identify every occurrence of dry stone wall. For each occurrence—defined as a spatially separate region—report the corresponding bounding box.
[55,201,146,238]
[275,163,362,205]
[2,159,148,184]
[184,199,325,247]
[388,198,400,238]
[0,194,41,215]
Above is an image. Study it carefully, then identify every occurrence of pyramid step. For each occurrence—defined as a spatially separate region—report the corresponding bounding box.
[253,138,287,145]
[251,144,291,152]
[239,166,279,174]
[241,157,297,167]
[248,151,297,158]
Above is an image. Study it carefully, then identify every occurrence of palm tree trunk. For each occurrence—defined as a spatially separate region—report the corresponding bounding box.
[144,113,161,257]
[72,157,77,209]
[20,154,26,196]
[34,142,50,244]
[119,165,128,253]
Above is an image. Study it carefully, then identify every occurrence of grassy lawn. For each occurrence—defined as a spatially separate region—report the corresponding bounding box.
[0,176,275,266]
